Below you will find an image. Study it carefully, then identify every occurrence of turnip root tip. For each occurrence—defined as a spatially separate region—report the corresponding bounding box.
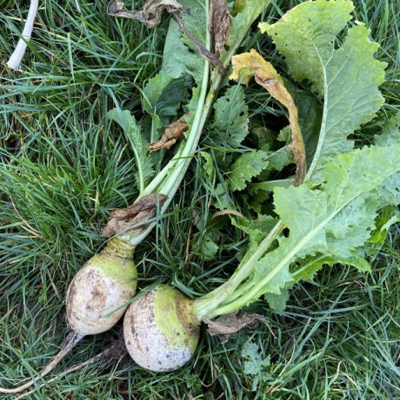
[14,337,127,400]
[123,285,200,372]
[0,331,83,394]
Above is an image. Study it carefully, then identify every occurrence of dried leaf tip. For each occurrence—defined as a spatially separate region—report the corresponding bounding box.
[102,194,168,237]
[203,311,265,343]
[149,115,189,151]
[230,49,307,185]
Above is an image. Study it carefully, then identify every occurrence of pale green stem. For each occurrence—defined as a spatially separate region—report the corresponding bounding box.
[125,69,227,246]
[193,220,285,320]
[122,0,213,245]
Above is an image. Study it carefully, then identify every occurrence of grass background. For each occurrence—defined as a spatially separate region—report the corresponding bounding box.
[1,0,399,399]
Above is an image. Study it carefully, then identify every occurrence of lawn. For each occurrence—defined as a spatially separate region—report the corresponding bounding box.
[1,0,399,399]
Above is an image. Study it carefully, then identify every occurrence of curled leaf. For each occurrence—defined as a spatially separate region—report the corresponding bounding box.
[109,0,225,72]
[203,311,265,342]
[149,114,189,151]
[108,0,185,28]
[102,194,168,237]
[230,49,306,185]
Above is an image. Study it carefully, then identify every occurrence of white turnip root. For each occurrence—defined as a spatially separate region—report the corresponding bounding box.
[0,237,137,394]
[123,284,200,372]
[66,237,137,335]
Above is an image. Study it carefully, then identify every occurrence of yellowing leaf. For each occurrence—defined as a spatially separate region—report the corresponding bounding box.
[263,0,387,181]
[230,49,306,185]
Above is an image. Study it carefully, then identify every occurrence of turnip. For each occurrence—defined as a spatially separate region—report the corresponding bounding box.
[2,0,268,391]
[123,285,199,372]
[0,10,213,396]
[123,144,400,372]
[0,237,137,394]
[1,1,216,391]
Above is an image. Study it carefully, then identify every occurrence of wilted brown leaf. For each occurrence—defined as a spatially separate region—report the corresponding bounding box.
[209,0,230,53]
[109,0,226,72]
[203,311,265,342]
[108,0,185,28]
[149,115,189,151]
[102,194,168,237]
[230,49,307,185]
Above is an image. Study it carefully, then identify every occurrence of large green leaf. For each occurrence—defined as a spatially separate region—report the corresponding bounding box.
[262,0,387,181]
[250,144,400,307]
[142,0,207,131]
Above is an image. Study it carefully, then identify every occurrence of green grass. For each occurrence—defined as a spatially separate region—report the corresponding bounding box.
[1,0,400,399]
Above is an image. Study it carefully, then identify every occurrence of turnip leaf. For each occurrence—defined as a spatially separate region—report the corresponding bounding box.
[229,151,269,191]
[241,341,272,391]
[106,109,154,192]
[142,0,206,133]
[262,0,387,181]
[252,144,400,304]
[210,86,249,147]
[197,144,400,317]
[374,111,400,147]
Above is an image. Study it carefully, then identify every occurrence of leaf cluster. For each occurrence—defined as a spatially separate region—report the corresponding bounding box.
[191,0,400,321]
[1,0,400,399]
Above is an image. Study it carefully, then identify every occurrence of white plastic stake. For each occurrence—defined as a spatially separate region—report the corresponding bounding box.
[7,0,39,70]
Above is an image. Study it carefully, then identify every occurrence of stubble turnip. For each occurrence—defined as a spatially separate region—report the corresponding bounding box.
[123,285,200,372]
[0,237,137,394]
